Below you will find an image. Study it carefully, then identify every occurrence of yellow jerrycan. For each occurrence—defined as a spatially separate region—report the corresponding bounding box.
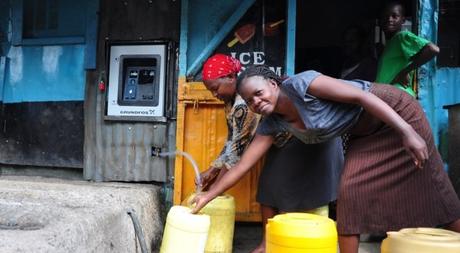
[184,193,236,253]
[159,205,210,253]
[381,227,460,253]
[266,212,337,253]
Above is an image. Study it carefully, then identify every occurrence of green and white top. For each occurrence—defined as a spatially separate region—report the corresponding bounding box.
[375,31,431,97]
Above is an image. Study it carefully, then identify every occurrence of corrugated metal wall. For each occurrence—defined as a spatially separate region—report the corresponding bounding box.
[83,0,180,182]
[84,89,169,181]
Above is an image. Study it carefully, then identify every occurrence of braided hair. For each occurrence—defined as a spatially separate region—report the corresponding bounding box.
[236,65,284,93]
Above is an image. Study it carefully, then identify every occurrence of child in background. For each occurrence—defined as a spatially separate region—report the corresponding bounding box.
[376,1,439,97]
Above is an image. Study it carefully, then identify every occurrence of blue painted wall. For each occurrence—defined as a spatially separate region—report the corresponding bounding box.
[0,0,97,103]
[0,0,97,168]
[3,45,85,102]
[429,68,460,155]
[418,0,460,155]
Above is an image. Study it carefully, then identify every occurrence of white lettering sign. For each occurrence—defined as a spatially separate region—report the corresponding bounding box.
[230,51,283,76]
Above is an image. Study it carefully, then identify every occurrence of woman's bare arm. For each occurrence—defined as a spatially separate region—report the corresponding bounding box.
[191,134,274,213]
[308,75,428,167]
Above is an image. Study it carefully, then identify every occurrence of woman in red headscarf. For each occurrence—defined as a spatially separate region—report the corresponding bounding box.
[200,54,275,253]
[198,54,261,190]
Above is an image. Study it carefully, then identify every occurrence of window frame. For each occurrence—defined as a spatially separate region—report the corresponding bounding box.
[11,0,99,69]
[12,0,87,46]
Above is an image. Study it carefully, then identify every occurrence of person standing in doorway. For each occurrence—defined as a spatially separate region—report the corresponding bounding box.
[376,1,439,97]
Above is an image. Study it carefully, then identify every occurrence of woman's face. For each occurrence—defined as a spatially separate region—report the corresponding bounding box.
[238,76,279,116]
[203,76,236,102]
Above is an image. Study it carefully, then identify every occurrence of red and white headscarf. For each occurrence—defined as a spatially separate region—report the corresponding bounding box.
[202,54,242,80]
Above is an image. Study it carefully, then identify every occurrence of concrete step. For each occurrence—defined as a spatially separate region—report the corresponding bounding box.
[0,176,163,253]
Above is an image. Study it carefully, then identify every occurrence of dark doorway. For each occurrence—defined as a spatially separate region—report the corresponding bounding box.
[295,0,415,79]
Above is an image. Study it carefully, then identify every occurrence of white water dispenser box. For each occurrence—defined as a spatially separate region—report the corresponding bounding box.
[107,43,167,121]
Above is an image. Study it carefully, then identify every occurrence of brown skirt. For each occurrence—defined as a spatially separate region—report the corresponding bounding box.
[337,84,460,235]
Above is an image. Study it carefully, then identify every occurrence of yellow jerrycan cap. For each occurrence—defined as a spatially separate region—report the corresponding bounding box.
[267,212,337,249]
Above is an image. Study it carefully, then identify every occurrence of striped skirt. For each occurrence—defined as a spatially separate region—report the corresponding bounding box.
[337,84,460,235]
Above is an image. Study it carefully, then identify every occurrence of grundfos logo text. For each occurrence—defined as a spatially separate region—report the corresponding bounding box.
[119,110,149,115]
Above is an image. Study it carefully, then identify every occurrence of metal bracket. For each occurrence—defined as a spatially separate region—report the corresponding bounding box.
[151,146,162,157]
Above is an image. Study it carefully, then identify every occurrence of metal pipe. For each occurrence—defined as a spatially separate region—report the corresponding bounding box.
[127,208,148,253]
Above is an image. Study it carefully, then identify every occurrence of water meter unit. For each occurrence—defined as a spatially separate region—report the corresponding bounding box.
[106,42,169,121]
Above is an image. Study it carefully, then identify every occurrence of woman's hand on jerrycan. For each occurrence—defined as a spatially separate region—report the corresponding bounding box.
[190,192,213,214]
[196,166,221,191]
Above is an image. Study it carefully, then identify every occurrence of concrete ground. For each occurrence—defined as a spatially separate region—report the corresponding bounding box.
[0,176,163,253]
[233,222,382,253]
